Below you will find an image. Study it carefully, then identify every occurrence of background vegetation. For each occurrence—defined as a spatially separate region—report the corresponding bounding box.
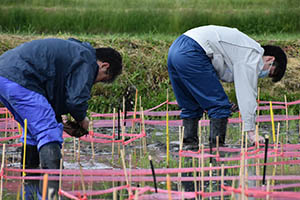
[0,0,300,114]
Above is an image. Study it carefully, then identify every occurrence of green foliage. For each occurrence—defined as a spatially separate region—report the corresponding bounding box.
[0,0,300,35]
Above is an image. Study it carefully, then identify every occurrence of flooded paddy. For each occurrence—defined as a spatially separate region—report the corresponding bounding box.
[1,108,300,199]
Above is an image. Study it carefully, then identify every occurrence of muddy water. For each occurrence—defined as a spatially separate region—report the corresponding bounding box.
[1,122,300,199]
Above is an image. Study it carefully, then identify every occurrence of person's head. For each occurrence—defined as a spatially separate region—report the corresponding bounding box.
[95,47,123,83]
[261,45,287,82]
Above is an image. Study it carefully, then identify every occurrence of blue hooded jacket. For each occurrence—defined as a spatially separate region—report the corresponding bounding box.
[0,38,99,122]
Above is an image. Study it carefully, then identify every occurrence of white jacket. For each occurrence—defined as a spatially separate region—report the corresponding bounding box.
[184,25,264,131]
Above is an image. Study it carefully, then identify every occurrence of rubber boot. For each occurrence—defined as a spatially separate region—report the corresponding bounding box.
[209,118,228,147]
[39,142,61,200]
[21,145,41,200]
[182,118,200,145]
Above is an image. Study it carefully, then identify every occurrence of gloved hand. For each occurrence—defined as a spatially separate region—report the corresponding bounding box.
[230,102,239,113]
[63,121,88,138]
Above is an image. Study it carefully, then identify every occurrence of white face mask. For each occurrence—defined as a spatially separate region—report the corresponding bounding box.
[258,61,273,78]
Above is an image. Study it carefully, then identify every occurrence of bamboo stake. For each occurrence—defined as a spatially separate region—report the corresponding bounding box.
[209,163,212,200]
[221,164,224,200]
[192,157,198,200]
[77,139,81,162]
[113,188,117,200]
[22,119,28,200]
[131,88,138,134]
[167,174,172,200]
[112,108,116,165]
[89,121,95,164]
[270,101,276,143]
[42,174,49,200]
[284,95,289,133]
[166,89,170,168]
[178,126,183,192]
[73,137,76,160]
[0,144,6,200]
[141,107,147,155]
[271,123,280,187]
[231,179,236,200]
[257,87,260,127]
[58,143,64,200]
[239,126,245,200]
[255,125,260,187]
[79,164,86,195]
[201,144,204,193]
[120,149,131,196]
[266,179,270,200]
[4,109,7,138]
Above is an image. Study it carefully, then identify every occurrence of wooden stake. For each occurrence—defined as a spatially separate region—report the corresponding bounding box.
[266,179,270,200]
[0,144,6,200]
[42,174,49,200]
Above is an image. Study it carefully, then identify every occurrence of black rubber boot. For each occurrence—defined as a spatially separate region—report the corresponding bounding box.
[21,145,41,200]
[39,142,61,200]
[182,118,200,145]
[209,118,228,147]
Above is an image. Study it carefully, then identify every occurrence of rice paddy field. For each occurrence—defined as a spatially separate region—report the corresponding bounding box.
[0,0,300,199]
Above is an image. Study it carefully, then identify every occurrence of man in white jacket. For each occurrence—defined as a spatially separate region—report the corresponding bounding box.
[167,25,287,147]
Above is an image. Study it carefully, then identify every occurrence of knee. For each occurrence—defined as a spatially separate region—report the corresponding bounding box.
[39,142,61,169]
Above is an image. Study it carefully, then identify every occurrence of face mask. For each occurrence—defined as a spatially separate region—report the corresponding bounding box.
[258,61,273,78]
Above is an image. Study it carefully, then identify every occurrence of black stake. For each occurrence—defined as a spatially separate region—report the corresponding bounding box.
[149,155,158,193]
[262,135,269,185]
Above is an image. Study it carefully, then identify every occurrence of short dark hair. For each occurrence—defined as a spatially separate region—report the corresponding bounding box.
[95,47,123,83]
[262,45,287,82]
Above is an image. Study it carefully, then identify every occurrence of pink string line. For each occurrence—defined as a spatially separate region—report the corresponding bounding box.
[222,185,300,199]
[4,158,300,178]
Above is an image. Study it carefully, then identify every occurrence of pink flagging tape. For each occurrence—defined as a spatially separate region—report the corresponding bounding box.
[59,189,80,200]
[0,134,21,142]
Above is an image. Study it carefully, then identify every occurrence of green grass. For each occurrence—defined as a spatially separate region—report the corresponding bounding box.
[0,0,300,35]
[1,32,300,114]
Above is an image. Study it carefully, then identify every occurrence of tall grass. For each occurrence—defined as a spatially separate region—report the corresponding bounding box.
[0,0,300,34]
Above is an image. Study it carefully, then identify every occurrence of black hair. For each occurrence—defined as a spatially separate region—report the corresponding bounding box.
[262,45,287,82]
[95,47,123,83]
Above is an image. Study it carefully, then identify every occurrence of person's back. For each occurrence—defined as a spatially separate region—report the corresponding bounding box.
[0,38,99,120]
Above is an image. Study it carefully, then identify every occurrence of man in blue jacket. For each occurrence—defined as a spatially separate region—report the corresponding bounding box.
[0,38,123,199]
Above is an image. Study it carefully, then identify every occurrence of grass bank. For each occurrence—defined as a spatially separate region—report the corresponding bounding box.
[0,0,300,35]
[0,33,300,114]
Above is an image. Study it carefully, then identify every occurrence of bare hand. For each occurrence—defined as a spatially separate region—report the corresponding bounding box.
[247,130,265,145]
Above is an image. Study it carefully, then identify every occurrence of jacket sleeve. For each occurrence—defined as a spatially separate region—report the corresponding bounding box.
[65,61,95,122]
[232,50,262,132]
